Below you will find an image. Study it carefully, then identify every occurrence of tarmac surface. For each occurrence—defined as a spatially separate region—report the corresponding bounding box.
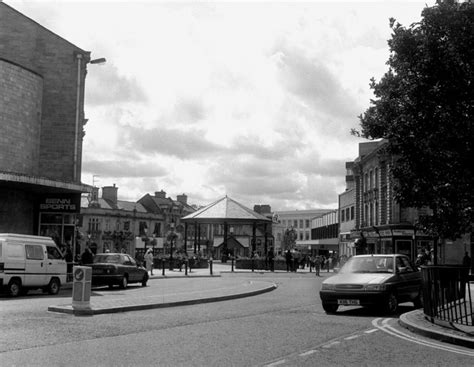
[49,262,474,349]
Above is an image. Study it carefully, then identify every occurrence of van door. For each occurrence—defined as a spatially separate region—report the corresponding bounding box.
[4,243,26,284]
[46,245,67,284]
[25,244,46,286]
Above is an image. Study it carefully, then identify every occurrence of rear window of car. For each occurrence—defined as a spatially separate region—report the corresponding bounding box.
[94,254,121,264]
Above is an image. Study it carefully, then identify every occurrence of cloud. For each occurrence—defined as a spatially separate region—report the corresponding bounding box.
[85,64,147,106]
[120,125,226,159]
[83,160,168,178]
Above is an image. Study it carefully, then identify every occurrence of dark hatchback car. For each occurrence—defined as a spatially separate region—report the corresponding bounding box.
[319,254,422,314]
[91,253,149,289]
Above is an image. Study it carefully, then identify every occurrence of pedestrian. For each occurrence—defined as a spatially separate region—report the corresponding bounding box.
[328,256,333,272]
[268,247,275,272]
[80,246,94,265]
[314,255,321,276]
[462,251,471,269]
[144,248,154,275]
[285,249,292,272]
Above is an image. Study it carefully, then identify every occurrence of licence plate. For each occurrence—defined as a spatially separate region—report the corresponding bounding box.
[337,299,360,305]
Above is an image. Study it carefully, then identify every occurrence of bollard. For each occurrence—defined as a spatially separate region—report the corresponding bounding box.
[185,259,188,276]
[251,258,254,272]
[72,266,92,315]
[162,258,165,276]
[209,259,213,275]
[231,257,234,272]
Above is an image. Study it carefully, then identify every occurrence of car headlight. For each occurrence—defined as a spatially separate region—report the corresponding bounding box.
[365,284,386,291]
[321,283,335,290]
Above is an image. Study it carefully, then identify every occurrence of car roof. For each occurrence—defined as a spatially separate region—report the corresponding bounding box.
[95,253,124,256]
[352,254,407,258]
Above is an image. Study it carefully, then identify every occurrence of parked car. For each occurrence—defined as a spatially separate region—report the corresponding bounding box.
[91,253,148,289]
[319,254,422,314]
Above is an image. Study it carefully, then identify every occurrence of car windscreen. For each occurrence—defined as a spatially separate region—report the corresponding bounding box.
[339,256,394,274]
[93,254,121,264]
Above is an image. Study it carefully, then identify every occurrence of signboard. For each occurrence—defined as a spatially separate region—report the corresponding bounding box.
[38,194,81,213]
[392,229,414,236]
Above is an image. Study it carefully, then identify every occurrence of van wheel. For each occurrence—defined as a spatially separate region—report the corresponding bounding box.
[8,279,22,297]
[48,278,61,295]
[120,275,128,289]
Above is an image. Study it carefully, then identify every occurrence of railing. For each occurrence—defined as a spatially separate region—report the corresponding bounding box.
[421,266,473,330]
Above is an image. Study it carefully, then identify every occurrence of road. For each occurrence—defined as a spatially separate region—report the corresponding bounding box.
[0,273,472,366]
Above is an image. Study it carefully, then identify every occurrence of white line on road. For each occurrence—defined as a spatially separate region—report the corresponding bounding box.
[322,341,341,348]
[344,335,360,340]
[299,350,317,356]
[264,360,286,367]
[364,328,378,334]
[372,318,474,357]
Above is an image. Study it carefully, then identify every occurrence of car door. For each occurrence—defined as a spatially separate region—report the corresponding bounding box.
[46,245,67,283]
[395,255,419,300]
[124,255,140,282]
[25,244,46,286]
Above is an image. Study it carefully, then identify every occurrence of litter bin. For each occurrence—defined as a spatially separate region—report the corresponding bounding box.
[72,266,92,314]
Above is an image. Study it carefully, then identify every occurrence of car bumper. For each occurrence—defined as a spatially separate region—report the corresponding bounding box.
[92,275,122,286]
[319,290,390,307]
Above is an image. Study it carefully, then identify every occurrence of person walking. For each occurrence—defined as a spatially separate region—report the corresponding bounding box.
[80,246,94,265]
[285,249,292,272]
[268,247,275,272]
[314,255,321,276]
[144,248,154,275]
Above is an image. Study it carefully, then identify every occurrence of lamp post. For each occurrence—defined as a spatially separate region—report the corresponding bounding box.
[169,222,177,271]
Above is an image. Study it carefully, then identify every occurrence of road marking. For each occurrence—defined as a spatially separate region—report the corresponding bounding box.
[299,350,317,356]
[344,335,360,340]
[372,318,474,357]
[322,341,340,348]
[264,360,286,367]
[364,328,378,334]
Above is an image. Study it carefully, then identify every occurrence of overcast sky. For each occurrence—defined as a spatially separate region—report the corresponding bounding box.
[8,0,435,211]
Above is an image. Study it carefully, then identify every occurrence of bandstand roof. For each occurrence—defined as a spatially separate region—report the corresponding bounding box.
[181,196,271,224]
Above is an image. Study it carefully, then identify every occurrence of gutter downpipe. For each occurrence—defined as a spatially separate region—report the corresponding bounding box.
[73,53,83,183]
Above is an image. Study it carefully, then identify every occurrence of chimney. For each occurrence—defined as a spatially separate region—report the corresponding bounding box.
[102,184,118,204]
[155,190,166,199]
[177,194,187,204]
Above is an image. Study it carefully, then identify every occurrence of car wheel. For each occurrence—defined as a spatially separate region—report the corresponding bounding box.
[48,278,60,295]
[141,273,149,287]
[413,287,423,309]
[385,292,398,314]
[322,303,339,313]
[120,275,128,289]
[8,279,22,297]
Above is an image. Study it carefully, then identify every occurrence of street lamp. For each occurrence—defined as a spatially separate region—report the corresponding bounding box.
[169,222,177,271]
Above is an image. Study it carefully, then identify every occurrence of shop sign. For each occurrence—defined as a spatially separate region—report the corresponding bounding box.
[38,194,80,213]
[379,230,392,237]
[392,229,414,236]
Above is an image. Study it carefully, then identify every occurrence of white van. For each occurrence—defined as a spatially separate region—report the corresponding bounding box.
[0,233,67,297]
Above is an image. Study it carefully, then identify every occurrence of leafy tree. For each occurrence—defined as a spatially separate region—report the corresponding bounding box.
[282,228,297,250]
[354,1,474,240]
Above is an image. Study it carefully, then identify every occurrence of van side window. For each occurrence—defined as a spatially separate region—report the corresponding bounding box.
[47,246,63,260]
[25,245,44,260]
[6,244,24,258]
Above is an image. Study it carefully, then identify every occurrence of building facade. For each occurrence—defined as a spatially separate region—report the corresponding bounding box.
[338,162,356,257]
[275,209,334,254]
[311,210,339,258]
[0,3,92,256]
[350,140,434,262]
[79,187,195,257]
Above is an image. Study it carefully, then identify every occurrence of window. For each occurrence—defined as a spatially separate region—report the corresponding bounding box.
[47,246,63,260]
[6,244,23,258]
[351,206,354,220]
[341,209,345,222]
[375,167,379,189]
[345,208,350,222]
[369,170,373,189]
[305,219,310,228]
[124,221,130,231]
[25,245,44,260]
[299,232,304,240]
[294,220,298,228]
[299,220,303,228]
[305,231,310,240]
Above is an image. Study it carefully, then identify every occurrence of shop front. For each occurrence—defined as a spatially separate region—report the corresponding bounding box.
[353,225,434,262]
[37,193,82,259]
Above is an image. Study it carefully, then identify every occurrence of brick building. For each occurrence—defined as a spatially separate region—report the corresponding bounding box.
[0,3,92,256]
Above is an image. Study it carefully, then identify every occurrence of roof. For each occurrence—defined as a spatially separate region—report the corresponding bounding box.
[81,197,147,212]
[181,196,271,223]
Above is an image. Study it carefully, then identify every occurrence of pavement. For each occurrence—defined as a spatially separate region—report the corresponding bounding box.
[50,262,474,349]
